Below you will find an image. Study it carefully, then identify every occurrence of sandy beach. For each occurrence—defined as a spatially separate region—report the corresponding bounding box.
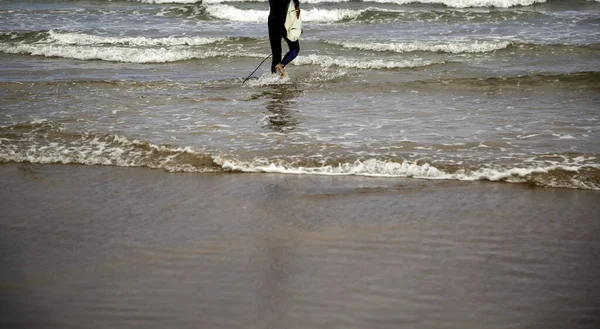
[1,163,599,329]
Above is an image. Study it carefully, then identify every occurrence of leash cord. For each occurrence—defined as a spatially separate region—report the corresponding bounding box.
[242,54,272,84]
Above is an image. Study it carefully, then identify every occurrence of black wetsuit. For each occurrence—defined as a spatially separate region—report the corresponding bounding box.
[268,0,300,73]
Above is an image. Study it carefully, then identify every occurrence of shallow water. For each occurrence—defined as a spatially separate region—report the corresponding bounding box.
[1,0,599,189]
[2,2,600,327]
[1,163,599,329]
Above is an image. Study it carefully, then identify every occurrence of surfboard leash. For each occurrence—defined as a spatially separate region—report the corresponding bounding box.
[242,54,272,84]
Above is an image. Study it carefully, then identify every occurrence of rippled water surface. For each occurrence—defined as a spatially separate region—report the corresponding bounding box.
[1,164,599,329]
[2,2,600,327]
[1,0,599,189]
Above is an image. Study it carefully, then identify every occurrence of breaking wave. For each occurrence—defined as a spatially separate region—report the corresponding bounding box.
[158,3,558,24]
[0,30,262,63]
[1,120,598,190]
[45,30,224,47]
[129,0,550,8]
[293,54,443,69]
[0,43,263,63]
[367,0,549,8]
[203,4,366,23]
[0,30,452,66]
[0,120,221,172]
[221,157,600,190]
[324,40,513,54]
[137,0,201,3]
[0,30,224,47]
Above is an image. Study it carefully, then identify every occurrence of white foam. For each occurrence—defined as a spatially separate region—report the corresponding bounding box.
[46,30,225,47]
[204,4,365,23]
[245,72,291,87]
[302,8,367,22]
[130,0,546,5]
[517,133,541,139]
[306,69,349,82]
[215,157,600,190]
[153,0,340,3]
[325,40,512,54]
[553,134,576,140]
[3,133,598,189]
[368,0,549,8]
[135,0,202,3]
[204,4,268,22]
[293,54,441,69]
[218,158,447,177]
[140,0,352,4]
[0,43,264,63]
[0,133,213,173]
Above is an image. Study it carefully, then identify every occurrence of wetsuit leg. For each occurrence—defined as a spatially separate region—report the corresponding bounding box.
[281,35,299,67]
[268,15,284,73]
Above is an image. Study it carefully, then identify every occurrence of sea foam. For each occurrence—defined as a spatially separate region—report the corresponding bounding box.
[134,0,548,6]
[217,157,600,190]
[368,0,548,8]
[136,0,201,3]
[2,122,598,190]
[0,30,250,63]
[324,40,512,54]
[294,54,442,69]
[204,4,366,22]
[45,30,225,47]
[0,43,263,63]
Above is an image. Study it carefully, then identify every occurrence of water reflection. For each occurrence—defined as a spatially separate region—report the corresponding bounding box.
[253,183,300,328]
[262,85,301,133]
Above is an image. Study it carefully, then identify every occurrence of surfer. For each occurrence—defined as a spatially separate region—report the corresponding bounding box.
[268,0,301,77]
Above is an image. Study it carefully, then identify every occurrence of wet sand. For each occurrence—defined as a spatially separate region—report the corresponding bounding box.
[1,163,599,329]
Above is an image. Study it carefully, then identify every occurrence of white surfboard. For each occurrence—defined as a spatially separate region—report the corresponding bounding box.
[284,1,302,42]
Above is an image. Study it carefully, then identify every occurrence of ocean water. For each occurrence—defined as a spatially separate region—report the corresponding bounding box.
[1,0,600,189]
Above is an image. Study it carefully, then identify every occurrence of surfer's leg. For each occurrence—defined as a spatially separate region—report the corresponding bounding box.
[268,16,282,73]
[281,36,299,67]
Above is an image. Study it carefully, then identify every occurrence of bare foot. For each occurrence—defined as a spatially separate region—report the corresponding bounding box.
[275,63,286,77]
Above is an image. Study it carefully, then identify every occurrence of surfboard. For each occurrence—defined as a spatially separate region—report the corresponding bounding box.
[284,1,302,42]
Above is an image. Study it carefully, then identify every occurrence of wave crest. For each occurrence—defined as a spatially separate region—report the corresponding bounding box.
[203,4,367,22]
[44,30,225,47]
[324,40,512,54]
[294,54,443,69]
[368,0,549,8]
[129,0,549,7]
[0,43,264,63]
[2,121,598,190]
[0,30,263,63]
[221,157,600,190]
[0,121,220,172]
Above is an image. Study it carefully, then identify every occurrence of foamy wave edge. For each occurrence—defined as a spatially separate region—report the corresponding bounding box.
[293,54,443,69]
[0,31,262,63]
[3,150,597,190]
[220,158,599,190]
[0,44,264,63]
[324,40,512,54]
[44,30,227,47]
[2,122,596,190]
[0,128,220,172]
[369,0,549,8]
[132,0,548,7]
[204,4,367,23]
